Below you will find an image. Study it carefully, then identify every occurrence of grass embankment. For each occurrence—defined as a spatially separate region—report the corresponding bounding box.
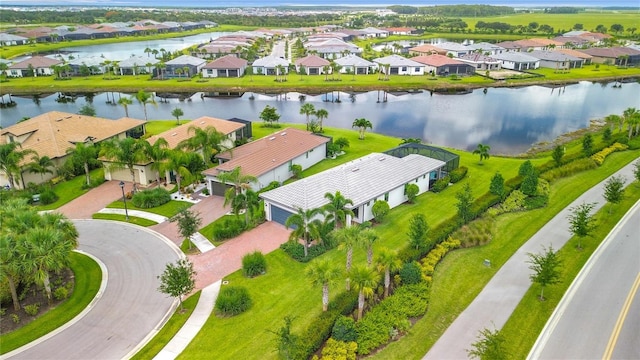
[0,252,102,354]
[130,290,202,360]
[369,150,640,360]
[35,168,104,211]
[500,184,640,359]
[91,213,158,226]
[106,199,191,218]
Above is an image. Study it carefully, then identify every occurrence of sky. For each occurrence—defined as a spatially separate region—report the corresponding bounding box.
[3,0,639,7]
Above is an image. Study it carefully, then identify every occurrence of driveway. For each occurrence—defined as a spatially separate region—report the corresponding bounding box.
[190,221,291,290]
[56,180,124,219]
[4,220,181,360]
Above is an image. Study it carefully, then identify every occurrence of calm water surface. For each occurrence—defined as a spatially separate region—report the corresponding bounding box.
[1,81,639,155]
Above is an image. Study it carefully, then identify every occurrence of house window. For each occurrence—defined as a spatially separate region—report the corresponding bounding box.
[366,201,370,206]
[384,193,389,201]
[8,135,14,143]
[423,175,426,179]
[401,67,407,72]
[306,152,309,159]
[415,67,420,72]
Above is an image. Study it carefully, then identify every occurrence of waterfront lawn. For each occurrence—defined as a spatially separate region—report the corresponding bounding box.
[144,120,182,136]
[0,252,102,354]
[91,213,158,227]
[368,149,640,360]
[518,64,640,82]
[106,199,191,218]
[500,183,640,359]
[36,168,105,211]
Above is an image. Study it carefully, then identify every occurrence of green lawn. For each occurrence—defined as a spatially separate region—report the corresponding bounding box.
[106,199,191,218]
[91,213,158,226]
[0,252,102,354]
[514,64,640,83]
[500,184,640,359]
[131,291,202,360]
[36,168,104,211]
[144,120,182,136]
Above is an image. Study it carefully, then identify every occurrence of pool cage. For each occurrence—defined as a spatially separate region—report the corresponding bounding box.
[383,143,460,174]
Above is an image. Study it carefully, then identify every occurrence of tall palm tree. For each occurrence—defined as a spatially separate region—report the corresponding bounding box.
[25,154,55,180]
[178,126,228,167]
[375,247,402,298]
[323,191,354,229]
[66,142,99,186]
[315,108,329,132]
[0,234,23,311]
[306,259,341,312]
[162,149,194,194]
[156,62,166,79]
[623,107,639,139]
[0,142,35,189]
[300,103,316,131]
[171,107,184,125]
[118,96,133,117]
[231,189,261,226]
[216,166,257,198]
[332,225,361,290]
[359,228,378,266]
[144,137,169,183]
[473,143,491,163]
[604,114,621,132]
[100,137,148,192]
[285,206,322,258]
[352,118,373,140]
[350,264,380,321]
[135,90,156,121]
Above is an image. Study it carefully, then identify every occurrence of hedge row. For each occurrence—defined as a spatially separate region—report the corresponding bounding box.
[430,176,450,193]
[449,166,468,183]
[212,217,246,241]
[280,241,336,263]
[590,142,628,166]
[540,158,598,182]
[131,187,171,208]
[419,238,461,283]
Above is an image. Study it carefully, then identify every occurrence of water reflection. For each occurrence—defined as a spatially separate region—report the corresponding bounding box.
[1,81,638,155]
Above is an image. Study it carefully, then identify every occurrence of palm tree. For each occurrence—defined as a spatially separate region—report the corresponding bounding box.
[135,90,156,121]
[623,107,638,139]
[171,107,184,125]
[25,154,55,180]
[332,226,361,290]
[156,62,166,79]
[178,126,229,167]
[300,103,316,131]
[306,259,341,312]
[162,150,194,194]
[0,233,23,311]
[0,142,35,189]
[100,137,148,192]
[350,264,380,320]
[604,114,621,132]
[285,206,322,258]
[231,189,261,226]
[315,108,329,132]
[473,143,491,163]
[375,247,401,298]
[144,47,152,58]
[323,191,354,229]
[144,138,169,183]
[66,142,99,186]
[352,118,373,140]
[118,96,133,117]
[218,166,258,222]
[359,228,378,266]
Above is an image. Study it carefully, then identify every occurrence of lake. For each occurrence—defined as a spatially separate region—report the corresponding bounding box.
[2,81,639,155]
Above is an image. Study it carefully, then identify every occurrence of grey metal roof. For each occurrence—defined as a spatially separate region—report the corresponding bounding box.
[253,55,290,67]
[0,33,28,41]
[372,54,424,67]
[67,56,105,67]
[118,56,159,67]
[260,152,445,211]
[467,42,505,52]
[165,55,206,66]
[490,52,540,63]
[435,41,472,52]
[334,54,375,67]
[528,50,582,62]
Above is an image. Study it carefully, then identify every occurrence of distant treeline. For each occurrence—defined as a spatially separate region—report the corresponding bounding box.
[388,5,515,16]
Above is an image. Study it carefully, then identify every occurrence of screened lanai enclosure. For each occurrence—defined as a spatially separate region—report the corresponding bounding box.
[384,143,460,173]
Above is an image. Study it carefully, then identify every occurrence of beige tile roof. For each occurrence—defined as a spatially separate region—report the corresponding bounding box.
[409,44,447,55]
[146,116,244,149]
[203,55,248,69]
[0,111,145,161]
[203,128,329,178]
[556,48,593,59]
[295,54,330,67]
[8,56,62,69]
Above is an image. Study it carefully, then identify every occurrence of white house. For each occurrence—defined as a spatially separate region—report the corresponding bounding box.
[201,55,248,78]
[252,55,291,75]
[260,152,446,225]
[334,54,376,74]
[203,128,329,196]
[6,56,61,77]
[490,52,540,71]
[372,54,425,76]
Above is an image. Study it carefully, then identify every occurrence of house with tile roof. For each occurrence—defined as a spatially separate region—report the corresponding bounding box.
[412,54,475,76]
[252,55,291,75]
[203,128,329,196]
[334,54,377,74]
[466,42,505,56]
[529,50,584,69]
[489,52,540,70]
[495,41,523,52]
[384,27,416,35]
[164,55,206,78]
[295,55,331,75]
[260,152,446,225]
[432,42,473,57]
[409,44,447,56]
[304,38,363,59]
[457,53,502,71]
[6,56,62,77]
[0,111,145,189]
[67,56,106,76]
[372,54,425,76]
[555,48,593,64]
[577,47,640,66]
[202,55,248,78]
[0,33,29,46]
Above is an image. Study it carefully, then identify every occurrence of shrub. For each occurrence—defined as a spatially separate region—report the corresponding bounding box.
[470,192,501,219]
[449,166,468,183]
[212,217,246,241]
[518,160,535,177]
[53,286,69,301]
[38,187,58,205]
[280,241,333,262]
[131,187,171,208]
[540,158,598,182]
[371,200,390,223]
[455,216,495,248]
[332,315,357,342]
[405,183,419,203]
[24,303,40,316]
[258,181,281,194]
[431,176,450,193]
[291,164,303,179]
[419,237,461,281]
[215,286,252,316]
[320,339,358,360]
[242,251,267,278]
[521,173,539,196]
[11,313,20,323]
[590,142,628,166]
[399,262,422,285]
[488,190,527,216]
[524,195,548,210]
[505,175,523,190]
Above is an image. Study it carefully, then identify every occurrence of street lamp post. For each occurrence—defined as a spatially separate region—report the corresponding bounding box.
[119,181,129,221]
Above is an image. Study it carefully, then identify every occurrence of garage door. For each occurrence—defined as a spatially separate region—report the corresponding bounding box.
[211,181,232,196]
[228,69,239,77]
[270,204,294,226]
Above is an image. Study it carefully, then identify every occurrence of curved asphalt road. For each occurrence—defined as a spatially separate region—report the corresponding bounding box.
[4,220,181,360]
[529,201,640,359]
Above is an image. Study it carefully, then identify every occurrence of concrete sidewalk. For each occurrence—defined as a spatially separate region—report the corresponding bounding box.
[424,158,639,359]
[97,208,168,223]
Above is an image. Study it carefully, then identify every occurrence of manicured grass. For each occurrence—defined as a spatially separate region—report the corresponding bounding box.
[144,120,182,136]
[513,64,640,83]
[499,184,640,359]
[0,252,102,354]
[198,214,236,246]
[36,168,105,211]
[91,213,158,227]
[368,150,640,360]
[130,291,202,360]
[106,199,191,218]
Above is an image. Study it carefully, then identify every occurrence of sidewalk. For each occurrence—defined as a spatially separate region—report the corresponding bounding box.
[424,158,639,359]
[97,208,168,223]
